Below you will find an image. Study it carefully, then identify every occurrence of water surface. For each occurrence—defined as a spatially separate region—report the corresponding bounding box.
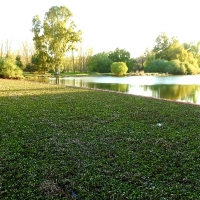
[49,75,200,105]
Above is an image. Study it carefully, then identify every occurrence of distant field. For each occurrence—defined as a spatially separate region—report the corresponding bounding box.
[0,79,200,199]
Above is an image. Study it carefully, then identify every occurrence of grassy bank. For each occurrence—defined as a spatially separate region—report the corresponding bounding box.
[23,72,111,79]
[0,79,200,199]
[23,71,167,79]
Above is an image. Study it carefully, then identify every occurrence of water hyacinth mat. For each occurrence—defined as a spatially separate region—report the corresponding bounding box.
[0,79,200,199]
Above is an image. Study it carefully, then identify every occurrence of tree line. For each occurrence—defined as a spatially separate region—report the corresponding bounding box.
[87,33,200,75]
[144,32,200,75]
[1,6,200,79]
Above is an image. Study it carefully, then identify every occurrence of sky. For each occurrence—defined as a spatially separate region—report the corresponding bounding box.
[1,0,200,57]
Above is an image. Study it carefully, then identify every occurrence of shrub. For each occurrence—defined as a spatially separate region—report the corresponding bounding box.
[145,59,168,73]
[0,57,24,79]
[145,59,197,75]
[184,61,198,75]
[167,60,186,75]
[111,62,128,76]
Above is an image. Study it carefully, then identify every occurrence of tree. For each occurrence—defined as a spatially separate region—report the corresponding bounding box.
[15,55,25,70]
[153,32,170,59]
[167,60,187,75]
[151,33,200,74]
[19,40,35,70]
[31,51,49,73]
[108,48,130,63]
[111,62,128,76]
[183,41,200,58]
[165,40,191,62]
[183,41,200,67]
[87,52,112,73]
[126,58,137,72]
[25,62,38,72]
[82,47,93,72]
[145,59,168,73]
[135,55,146,71]
[144,53,155,68]
[0,39,12,58]
[31,6,82,73]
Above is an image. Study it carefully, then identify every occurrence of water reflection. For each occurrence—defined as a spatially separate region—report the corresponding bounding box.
[144,85,199,103]
[48,75,200,104]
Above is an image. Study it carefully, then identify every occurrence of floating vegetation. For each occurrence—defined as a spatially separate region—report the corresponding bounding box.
[0,79,200,199]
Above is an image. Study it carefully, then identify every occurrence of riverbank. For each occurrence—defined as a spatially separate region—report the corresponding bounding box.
[1,79,199,199]
[24,71,169,79]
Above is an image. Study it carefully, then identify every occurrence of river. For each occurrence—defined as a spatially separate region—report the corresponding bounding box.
[45,75,200,105]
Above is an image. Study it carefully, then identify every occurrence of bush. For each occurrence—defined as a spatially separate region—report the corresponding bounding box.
[0,57,24,79]
[184,61,198,75]
[111,62,128,76]
[144,59,199,75]
[167,60,186,75]
[145,59,168,73]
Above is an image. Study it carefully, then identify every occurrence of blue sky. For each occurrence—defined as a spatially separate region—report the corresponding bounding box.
[1,0,200,57]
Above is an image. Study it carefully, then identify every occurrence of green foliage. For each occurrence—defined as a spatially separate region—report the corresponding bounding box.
[145,58,199,75]
[153,32,170,59]
[126,58,137,72]
[0,57,23,78]
[15,55,25,69]
[87,52,112,73]
[135,55,146,71]
[31,6,82,73]
[1,79,200,199]
[167,60,186,75]
[111,62,128,76]
[24,62,38,72]
[31,52,49,74]
[153,33,188,62]
[183,41,200,58]
[108,48,137,73]
[168,60,200,75]
[166,41,186,61]
[184,61,199,75]
[108,48,130,63]
[145,59,168,73]
[148,32,200,74]
[144,53,155,67]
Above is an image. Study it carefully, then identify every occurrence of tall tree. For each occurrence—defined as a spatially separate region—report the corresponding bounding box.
[31,51,49,73]
[183,42,200,57]
[31,6,82,73]
[87,52,112,73]
[0,39,13,58]
[19,41,35,68]
[153,32,170,60]
[166,41,188,62]
[108,48,130,63]
[135,55,146,71]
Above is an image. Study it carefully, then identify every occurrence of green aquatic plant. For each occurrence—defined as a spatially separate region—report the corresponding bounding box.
[0,79,200,199]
